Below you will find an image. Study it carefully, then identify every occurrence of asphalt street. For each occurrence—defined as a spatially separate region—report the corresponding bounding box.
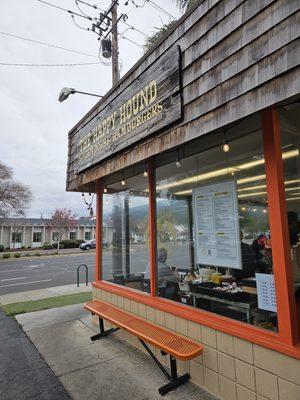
[0,243,190,295]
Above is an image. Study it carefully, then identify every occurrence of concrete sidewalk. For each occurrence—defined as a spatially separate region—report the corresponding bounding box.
[0,283,92,305]
[16,304,218,400]
[0,309,70,400]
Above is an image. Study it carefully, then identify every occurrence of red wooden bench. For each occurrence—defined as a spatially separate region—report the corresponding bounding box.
[84,300,203,395]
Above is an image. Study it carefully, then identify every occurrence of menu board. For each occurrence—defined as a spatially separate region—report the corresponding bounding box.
[255,273,277,312]
[193,180,242,269]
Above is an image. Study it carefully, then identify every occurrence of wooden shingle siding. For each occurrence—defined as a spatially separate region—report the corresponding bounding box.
[66,0,300,191]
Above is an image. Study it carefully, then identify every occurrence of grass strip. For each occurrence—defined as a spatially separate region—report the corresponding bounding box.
[1,291,92,316]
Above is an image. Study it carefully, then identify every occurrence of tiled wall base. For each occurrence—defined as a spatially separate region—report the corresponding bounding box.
[93,288,300,400]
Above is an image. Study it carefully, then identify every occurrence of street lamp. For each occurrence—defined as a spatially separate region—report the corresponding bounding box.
[58,87,103,102]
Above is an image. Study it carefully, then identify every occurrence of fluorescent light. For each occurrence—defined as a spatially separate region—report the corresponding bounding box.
[237,174,266,185]
[285,186,300,192]
[157,149,299,191]
[238,184,266,193]
[238,191,267,199]
[285,178,300,185]
[175,189,193,195]
[238,184,300,194]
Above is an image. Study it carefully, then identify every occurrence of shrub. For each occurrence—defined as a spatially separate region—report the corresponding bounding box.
[14,253,21,258]
[25,253,31,257]
[0,245,4,252]
[76,239,85,245]
[43,243,53,250]
[35,252,41,256]
[53,243,65,249]
[59,239,78,249]
[3,253,11,259]
[21,246,25,249]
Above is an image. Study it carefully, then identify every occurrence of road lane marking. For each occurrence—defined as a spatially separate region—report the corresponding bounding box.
[0,268,65,274]
[0,279,52,288]
[0,277,27,282]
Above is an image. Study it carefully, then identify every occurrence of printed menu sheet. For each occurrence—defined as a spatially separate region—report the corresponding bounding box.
[193,180,242,269]
[255,273,277,312]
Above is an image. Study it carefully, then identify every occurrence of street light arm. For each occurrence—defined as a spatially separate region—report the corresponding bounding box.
[58,87,103,102]
[74,90,103,98]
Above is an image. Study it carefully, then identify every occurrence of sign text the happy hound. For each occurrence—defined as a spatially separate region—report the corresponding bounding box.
[72,45,182,173]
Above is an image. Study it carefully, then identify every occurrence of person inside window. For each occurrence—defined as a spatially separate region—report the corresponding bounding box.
[144,247,178,299]
[287,211,300,283]
[232,232,258,281]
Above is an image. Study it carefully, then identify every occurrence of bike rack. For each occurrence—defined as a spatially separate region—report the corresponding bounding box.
[77,264,89,287]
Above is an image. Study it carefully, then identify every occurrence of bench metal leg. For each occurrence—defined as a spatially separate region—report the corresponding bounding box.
[138,339,190,396]
[90,317,120,341]
[159,356,190,396]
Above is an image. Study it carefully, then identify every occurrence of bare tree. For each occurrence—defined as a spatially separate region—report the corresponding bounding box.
[48,209,77,250]
[0,161,32,217]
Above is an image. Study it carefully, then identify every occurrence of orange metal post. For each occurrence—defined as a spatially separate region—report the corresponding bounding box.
[263,108,299,345]
[148,158,157,296]
[95,180,103,281]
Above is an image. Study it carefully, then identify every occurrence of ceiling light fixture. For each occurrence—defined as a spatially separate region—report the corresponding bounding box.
[157,149,299,191]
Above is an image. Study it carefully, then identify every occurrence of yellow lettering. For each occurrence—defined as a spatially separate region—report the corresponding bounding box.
[126,99,132,120]
[149,80,157,104]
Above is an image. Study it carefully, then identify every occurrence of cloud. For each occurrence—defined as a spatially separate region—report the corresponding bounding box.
[0,0,179,218]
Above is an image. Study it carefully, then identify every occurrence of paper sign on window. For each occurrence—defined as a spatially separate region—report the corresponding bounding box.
[255,273,277,312]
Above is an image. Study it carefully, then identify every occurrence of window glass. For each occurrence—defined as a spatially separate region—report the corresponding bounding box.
[103,173,150,293]
[155,116,279,330]
[33,232,42,242]
[279,106,300,294]
[69,231,76,240]
[12,232,22,243]
[85,231,91,241]
[52,232,59,242]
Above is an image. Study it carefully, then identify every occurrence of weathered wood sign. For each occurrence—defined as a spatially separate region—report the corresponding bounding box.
[71,45,182,174]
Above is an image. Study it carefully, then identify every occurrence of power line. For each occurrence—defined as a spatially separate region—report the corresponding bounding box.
[0,62,101,67]
[76,0,105,12]
[0,31,98,58]
[121,20,149,38]
[119,35,144,49]
[146,0,176,20]
[36,0,96,21]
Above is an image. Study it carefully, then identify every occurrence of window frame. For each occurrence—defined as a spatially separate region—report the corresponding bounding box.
[33,232,42,243]
[93,109,300,359]
[85,231,91,241]
[11,232,22,243]
[69,231,76,240]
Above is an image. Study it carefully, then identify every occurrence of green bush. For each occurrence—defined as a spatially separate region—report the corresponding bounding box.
[21,246,25,249]
[59,239,78,249]
[3,253,11,259]
[52,243,65,249]
[25,253,31,257]
[76,239,85,245]
[14,253,21,258]
[0,245,4,252]
[43,243,53,250]
[35,252,41,256]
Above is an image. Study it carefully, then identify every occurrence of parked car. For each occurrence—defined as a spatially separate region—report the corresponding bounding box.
[79,239,96,250]
[79,239,110,250]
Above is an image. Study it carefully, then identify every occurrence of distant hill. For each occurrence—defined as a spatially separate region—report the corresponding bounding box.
[105,199,189,225]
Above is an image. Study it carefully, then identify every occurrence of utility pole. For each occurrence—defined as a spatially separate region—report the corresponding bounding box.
[111,1,120,85]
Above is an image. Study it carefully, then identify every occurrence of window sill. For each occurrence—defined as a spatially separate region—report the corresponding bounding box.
[92,280,300,360]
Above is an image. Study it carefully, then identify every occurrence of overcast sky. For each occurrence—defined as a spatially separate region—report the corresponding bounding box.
[0,0,181,219]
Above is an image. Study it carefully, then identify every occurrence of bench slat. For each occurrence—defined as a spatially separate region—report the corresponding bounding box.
[85,300,203,361]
